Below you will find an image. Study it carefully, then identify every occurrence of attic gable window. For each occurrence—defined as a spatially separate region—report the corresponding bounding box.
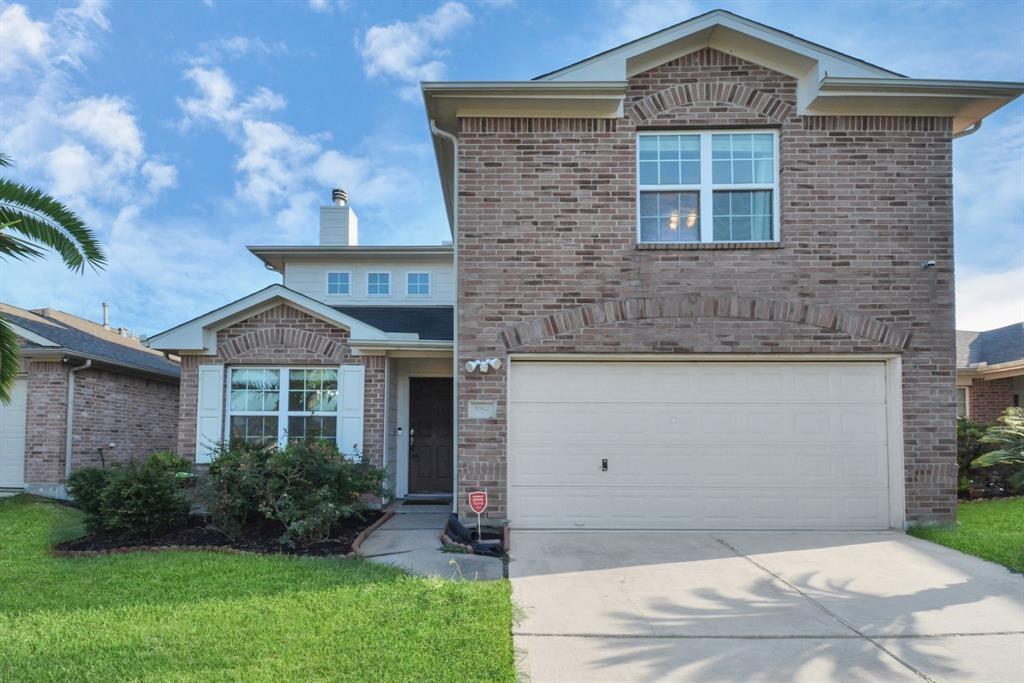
[637,131,779,244]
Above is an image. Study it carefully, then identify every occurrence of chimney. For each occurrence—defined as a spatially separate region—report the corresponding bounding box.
[320,188,358,246]
[102,302,110,328]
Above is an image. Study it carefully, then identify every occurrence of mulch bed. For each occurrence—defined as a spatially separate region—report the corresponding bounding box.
[53,511,383,557]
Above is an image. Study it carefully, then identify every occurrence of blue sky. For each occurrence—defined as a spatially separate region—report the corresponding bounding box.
[1,0,1021,335]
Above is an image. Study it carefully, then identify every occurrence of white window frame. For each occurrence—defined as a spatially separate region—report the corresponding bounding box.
[226,366,341,448]
[367,271,391,297]
[956,386,969,418]
[636,129,781,244]
[406,271,431,296]
[326,271,351,296]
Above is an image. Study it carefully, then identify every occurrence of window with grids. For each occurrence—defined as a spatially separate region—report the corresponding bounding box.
[407,272,430,295]
[367,272,390,296]
[638,131,778,244]
[327,272,350,295]
[228,368,339,445]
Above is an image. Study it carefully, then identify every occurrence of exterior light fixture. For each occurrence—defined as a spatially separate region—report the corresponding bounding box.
[464,358,503,373]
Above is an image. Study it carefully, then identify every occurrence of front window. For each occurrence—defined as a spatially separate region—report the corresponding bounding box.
[956,387,968,418]
[327,272,350,295]
[367,272,390,296]
[407,272,430,295]
[228,367,339,445]
[638,131,778,244]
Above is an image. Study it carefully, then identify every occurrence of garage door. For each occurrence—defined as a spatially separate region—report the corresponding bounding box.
[0,378,27,488]
[508,361,893,530]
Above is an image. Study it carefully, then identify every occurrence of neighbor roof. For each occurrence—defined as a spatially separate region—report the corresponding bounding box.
[1,303,180,379]
[333,306,453,342]
[956,323,1024,368]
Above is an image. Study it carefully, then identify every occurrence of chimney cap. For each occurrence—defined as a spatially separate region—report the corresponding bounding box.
[331,188,348,206]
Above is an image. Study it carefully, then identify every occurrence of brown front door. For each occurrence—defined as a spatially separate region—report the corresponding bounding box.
[408,377,453,494]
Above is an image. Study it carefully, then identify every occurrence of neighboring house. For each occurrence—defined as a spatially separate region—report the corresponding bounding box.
[956,323,1024,423]
[0,303,180,498]
[147,192,455,500]
[151,9,1021,530]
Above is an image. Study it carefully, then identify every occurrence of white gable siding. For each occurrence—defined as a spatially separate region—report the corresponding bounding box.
[284,257,454,305]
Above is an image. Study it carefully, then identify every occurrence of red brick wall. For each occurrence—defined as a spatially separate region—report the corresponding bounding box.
[456,48,956,524]
[176,304,385,467]
[968,378,1015,425]
[24,361,179,486]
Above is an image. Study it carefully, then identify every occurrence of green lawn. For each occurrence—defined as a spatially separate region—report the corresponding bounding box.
[0,496,515,682]
[908,497,1024,573]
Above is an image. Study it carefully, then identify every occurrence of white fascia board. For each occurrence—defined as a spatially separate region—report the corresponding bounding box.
[146,284,390,354]
[537,10,899,83]
[8,322,60,347]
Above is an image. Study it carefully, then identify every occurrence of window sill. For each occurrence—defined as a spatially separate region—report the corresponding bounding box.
[636,241,783,251]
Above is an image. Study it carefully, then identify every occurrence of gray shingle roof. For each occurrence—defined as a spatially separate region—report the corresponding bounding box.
[956,322,1024,367]
[3,305,180,379]
[332,306,453,341]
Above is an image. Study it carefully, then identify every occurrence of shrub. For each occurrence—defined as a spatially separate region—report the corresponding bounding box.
[202,439,387,548]
[66,453,192,539]
[974,407,1024,490]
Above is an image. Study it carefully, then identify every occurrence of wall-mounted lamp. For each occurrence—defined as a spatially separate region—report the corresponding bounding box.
[465,358,503,373]
[920,260,937,270]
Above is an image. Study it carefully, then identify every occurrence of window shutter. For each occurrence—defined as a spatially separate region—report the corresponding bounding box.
[339,364,365,460]
[195,364,225,464]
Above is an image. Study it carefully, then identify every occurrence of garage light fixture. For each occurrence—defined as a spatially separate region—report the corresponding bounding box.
[464,358,503,373]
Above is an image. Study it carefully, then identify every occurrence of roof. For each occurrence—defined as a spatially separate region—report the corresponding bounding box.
[248,244,452,273]
[333,306,453,342]
[1,303,180,379]
[957,323,1024,368]
[422,10,1023,230]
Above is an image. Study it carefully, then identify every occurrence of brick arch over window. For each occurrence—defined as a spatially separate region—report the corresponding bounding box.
[217,327,349,363]
[500,295,912,351]
[627,82,795,126]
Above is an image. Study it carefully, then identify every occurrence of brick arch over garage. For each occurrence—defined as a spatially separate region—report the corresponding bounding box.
[627,82,795,126]
[217,327,349,363]
[499,295,912,351]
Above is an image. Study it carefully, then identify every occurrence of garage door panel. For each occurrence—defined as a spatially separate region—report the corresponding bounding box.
[0,379,27,488]
[512,444,888,488]
[511,485,890,530]
[509,360,893,530]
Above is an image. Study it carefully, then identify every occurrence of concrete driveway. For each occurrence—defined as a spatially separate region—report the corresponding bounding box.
[510,531,1024,682]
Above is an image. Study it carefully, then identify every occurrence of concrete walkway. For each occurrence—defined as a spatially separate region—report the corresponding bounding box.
[511,530,1024,682]
[358,504,503,580]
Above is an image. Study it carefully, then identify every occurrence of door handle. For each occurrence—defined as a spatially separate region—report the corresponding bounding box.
[601,458,608,472]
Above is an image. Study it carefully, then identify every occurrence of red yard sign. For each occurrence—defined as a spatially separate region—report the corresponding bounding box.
[469,491,488,515]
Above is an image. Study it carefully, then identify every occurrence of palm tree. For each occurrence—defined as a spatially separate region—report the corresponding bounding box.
[972,407,1024,488]
[0,152,106,403]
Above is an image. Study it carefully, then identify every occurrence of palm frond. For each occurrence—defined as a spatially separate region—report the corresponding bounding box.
[0,152,12,168]
[0,230,46,260]
[0,318,20,405]
[0,178,106,272]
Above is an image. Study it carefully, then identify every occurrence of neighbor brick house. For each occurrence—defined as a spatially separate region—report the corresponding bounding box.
[956,322,1023,423]
[0,303,180,497]
[150,10,1021,529]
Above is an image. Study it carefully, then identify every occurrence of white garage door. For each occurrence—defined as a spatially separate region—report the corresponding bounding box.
[508,361,894,530]
[0,378,27,488]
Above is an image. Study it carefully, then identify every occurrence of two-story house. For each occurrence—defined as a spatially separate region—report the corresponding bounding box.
[151,10,1021,529]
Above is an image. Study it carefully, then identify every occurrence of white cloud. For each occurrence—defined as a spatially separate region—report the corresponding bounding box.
[190,35,288,66]
[177,66,286,130]
[358,1,472,100]
[141,161,178,194]
[308,0,348,12]
[956,267,1024,331]
[0,4,51,76]
[594,0,695,49]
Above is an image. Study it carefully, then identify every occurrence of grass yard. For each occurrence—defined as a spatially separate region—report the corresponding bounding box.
[908,497,1024,573]
[0,496,515,682]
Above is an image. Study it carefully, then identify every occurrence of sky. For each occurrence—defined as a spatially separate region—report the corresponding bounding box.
[1,0,1022,336]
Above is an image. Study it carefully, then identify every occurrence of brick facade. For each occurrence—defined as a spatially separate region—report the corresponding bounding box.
[967,378,1015,425]
[456,48,957,523]
[23,360,179,487]
[175,303,386,467]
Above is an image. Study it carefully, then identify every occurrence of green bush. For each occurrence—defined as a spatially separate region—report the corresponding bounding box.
[957,414,1023,497]
[974,407,1024,489]
[202,439,386,548]
[66,452,192,539]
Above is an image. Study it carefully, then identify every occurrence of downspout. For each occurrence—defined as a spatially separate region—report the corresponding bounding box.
[65,358,92,482]
[430,118,459,515]
[953,120,982,139]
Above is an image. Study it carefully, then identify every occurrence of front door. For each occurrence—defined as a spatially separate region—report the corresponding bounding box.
[408,377,454,494]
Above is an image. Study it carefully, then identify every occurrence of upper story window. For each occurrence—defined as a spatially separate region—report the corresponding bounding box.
[327,272,350,295]
[407,272,430,296]
[367,272,390,296]
[638,131,779,244]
